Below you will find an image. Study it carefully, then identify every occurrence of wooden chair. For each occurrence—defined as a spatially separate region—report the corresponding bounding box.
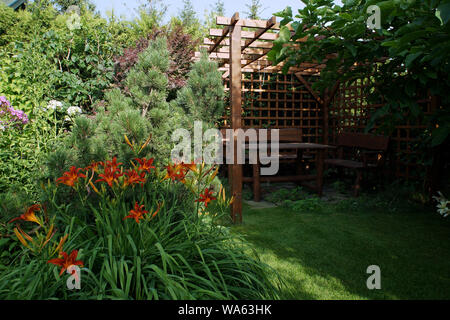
[325,132,389,196]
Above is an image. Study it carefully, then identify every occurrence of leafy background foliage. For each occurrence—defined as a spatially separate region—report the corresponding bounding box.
[269,0,450,149]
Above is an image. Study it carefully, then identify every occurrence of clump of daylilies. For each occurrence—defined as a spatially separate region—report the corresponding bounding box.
[8,203,78,276]
[10,137,235,282]
[53,152,235,221]
[13,155,233,247]
[54,155,229,219]
[164,160,234,217]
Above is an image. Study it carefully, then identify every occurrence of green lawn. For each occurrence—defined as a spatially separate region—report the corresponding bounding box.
[232,200,450,300]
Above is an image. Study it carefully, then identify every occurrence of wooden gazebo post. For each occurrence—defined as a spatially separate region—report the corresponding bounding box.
[229,14,243,223]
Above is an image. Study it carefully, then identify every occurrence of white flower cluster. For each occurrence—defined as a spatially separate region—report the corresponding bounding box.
[66,12,82,31]
[44,100,63,112]
[433,191,449,218]
[67,106,82,116]
[65,106,82,122]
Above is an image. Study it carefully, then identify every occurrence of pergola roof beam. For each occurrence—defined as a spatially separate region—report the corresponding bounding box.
[241,48,272,69]
[203,38,273,49]
[216,16,281,29]
[242,16,277,51]
[210,28,278,41]
[208,12,239,53]
[201,46,269,56]
[195,51,266,61]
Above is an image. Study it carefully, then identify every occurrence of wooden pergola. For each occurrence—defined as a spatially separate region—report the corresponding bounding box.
[194,13,343,223]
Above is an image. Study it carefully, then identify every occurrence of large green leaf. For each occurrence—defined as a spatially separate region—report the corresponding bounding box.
[276,26,291,44]
[405,52,422,68]
[343,42,357,57]
[436,1,450,25]
[432,126,450,147]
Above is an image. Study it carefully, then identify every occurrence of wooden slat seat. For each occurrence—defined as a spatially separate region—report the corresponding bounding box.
[245,153,297,160]
[326,132,389,196]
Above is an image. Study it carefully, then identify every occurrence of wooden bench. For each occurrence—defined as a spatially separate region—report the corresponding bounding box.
[325,132,390,196]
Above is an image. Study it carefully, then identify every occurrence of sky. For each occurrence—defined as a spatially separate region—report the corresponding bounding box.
[91,0,307,22]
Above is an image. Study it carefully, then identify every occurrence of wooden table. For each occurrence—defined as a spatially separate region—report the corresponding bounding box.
[242,142,336,201]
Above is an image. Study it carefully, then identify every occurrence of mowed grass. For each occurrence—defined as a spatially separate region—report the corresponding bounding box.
[231,201,450,300]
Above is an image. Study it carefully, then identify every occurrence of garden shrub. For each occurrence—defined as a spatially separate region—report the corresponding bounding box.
[265,186,308,204]
[113,25,199,97]
[0,3,119,113]
[45,37,186,181]
[0,97,66,194]
[174,50,225,127]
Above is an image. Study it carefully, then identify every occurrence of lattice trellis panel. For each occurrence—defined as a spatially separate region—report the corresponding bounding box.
[222,72,323,143]
[329,79,434,180]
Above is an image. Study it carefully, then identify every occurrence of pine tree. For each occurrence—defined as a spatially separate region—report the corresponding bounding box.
[124,37,183,163]
[179,0,197,26]
[213,0,225,17]
[245,0,265,20]
[126,37,170,118]
[175,50,225,128]
[205,0,226,30]
[175,0,204,42]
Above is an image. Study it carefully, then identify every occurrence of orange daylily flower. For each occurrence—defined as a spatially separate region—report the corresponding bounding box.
[85,161,104,173]
[123,169,146,187]
[56,166,86,188]
[179,161,198,173]
[163,163,187,183]
[47,250,84,276]
[95,158,124,187]
[106,157,122,173]
[9,204,42,225]
[135,157,155,174]
[123,202,161,223]
[123,202,149,224]
[95,166,116,187]
[195,188,217,208]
